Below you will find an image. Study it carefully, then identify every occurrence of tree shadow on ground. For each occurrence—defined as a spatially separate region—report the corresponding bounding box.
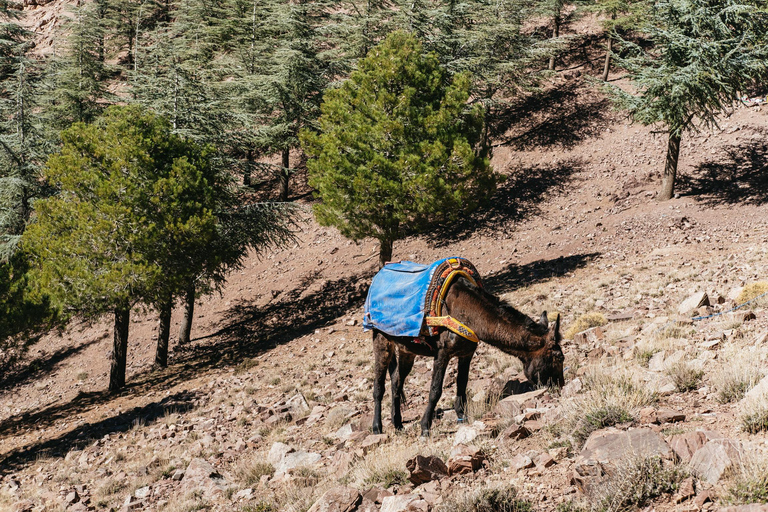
[678,132,768,206]
[490,81,612,150]
[0,389,201,476]
[485,253,601,296]
[0,336,103,392]
[0,272,369,472]
[428,158,585,245]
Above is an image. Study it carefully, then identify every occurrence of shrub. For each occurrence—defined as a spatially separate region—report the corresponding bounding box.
[742,393,768,434]
[586,457,685,512]
[737,282,768,306]
[436,484,533,512]
[666,361,703,392]
[573,405,633,446]
[565,312,608,339]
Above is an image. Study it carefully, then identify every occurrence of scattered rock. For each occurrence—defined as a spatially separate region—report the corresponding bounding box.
[447,444,486,475]
[679,292,710,315]
[268,442,294,465]
[574,326,604,345]
[689,438,744,484]
[307,486,362,512]
[534,452,556,469]
[11,501,34,512]
[285,392,311,417]
[134,486,150,499]
[510,454,535,472]
[65,491,79,504]
[181,458,229,497]
[358,434,388,455]
[496,423,531,441]
[561,378,583,397]
[668,430,721,463]
[719,505,768,512]
[743,375,768,403]
[656,408,685,424]
[674,476,696,503]
[453,425,480,446]
[274,450,322,475]
[380,494,420,512]
[406,455,448,485]
[328,450,354,479]
[579,428,672,467]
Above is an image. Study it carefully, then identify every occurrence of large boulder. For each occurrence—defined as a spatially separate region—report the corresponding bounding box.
[579,428,672,464]
[180,458,230,498]
[667,430,721,463]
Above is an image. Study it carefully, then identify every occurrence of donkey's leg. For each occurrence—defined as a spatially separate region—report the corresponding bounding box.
[454,354,474,421]
[390,351,415,430]
[372,332,394,435]
[420,350,450,436]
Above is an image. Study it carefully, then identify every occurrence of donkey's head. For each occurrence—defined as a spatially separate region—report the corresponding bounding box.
[522,312,565,388]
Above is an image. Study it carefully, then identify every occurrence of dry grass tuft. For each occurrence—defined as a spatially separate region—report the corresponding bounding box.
[724,449,768,505]
[737,282,768,306]
[347,437,445,488]
[665,360,704,392]
[742,391,768,434]
[559,366,656,446]
[233,453,275,486]
[565,312,607,340]
[435,483,533,512]
[710,347,764,403]
[566,457,686,512]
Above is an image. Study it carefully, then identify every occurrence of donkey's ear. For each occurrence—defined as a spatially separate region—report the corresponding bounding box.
[554,313,561,332]
[540,311,548,327]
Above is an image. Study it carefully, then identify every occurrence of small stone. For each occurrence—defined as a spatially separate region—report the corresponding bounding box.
[171,469,185,481]
[380,494,420,512]
[134,486,151,499]
[668,430,721,464]
[689,438,743,484]
[656,409,685,424]
[534,452,556,469]
[453,426,480,446]
[496,424,531,441]
[359,434,388,455]
[406,455,448,485]
[447,444,486,475]
[510,454,535,472]
[679,292,710,315]
[11,500,34,512]
[674,477,695,503]
[574,326,604,345]
[122,495,143,511]
[306,486,361,512]
[65,491,79,504]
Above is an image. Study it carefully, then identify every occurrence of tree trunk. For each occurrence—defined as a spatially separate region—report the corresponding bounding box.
[602,35,613,81]
[154,297,172,368]
[244,150,252,187]
[109,307,130,392]
[178,282,195,344]
[378,238,393,269]
[548,16,560,70]
[279,148,290,201]
[660,132,682,201]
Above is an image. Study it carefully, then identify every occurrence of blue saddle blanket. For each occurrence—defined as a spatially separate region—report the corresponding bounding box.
[363,258,453,337]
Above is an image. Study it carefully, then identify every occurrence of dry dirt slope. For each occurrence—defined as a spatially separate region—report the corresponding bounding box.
[1,79,768,512]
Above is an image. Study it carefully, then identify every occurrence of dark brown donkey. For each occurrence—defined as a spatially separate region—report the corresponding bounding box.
[372,276,564,436]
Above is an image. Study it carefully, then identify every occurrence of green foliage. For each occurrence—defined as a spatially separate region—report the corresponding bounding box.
[42,4,112,130]
[572,405,633,446]
[611,0,768,136]
[303,32,495,263]
[22,106,222,316]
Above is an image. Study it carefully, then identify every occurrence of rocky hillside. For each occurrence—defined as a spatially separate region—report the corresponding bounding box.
[2,31,768,512]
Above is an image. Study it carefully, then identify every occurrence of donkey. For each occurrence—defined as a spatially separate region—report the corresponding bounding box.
[372,276,564,436]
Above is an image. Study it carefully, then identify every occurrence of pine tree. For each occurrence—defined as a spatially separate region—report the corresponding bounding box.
[302,32,496,267]
[22,106,226,391]
[252,0,333,201]
[586,0,647,80]
[610,0,768,200]
[42,3,112,130]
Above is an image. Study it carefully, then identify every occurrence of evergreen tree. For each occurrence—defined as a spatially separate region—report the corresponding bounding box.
[253,0,333,201]
[611,0,768,200]
[302,32,496,267]
[22,106,225,391]
[43,3,112,130]
[586,0,648,80]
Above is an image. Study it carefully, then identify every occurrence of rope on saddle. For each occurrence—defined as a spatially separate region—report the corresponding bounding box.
[423,257,483,343]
